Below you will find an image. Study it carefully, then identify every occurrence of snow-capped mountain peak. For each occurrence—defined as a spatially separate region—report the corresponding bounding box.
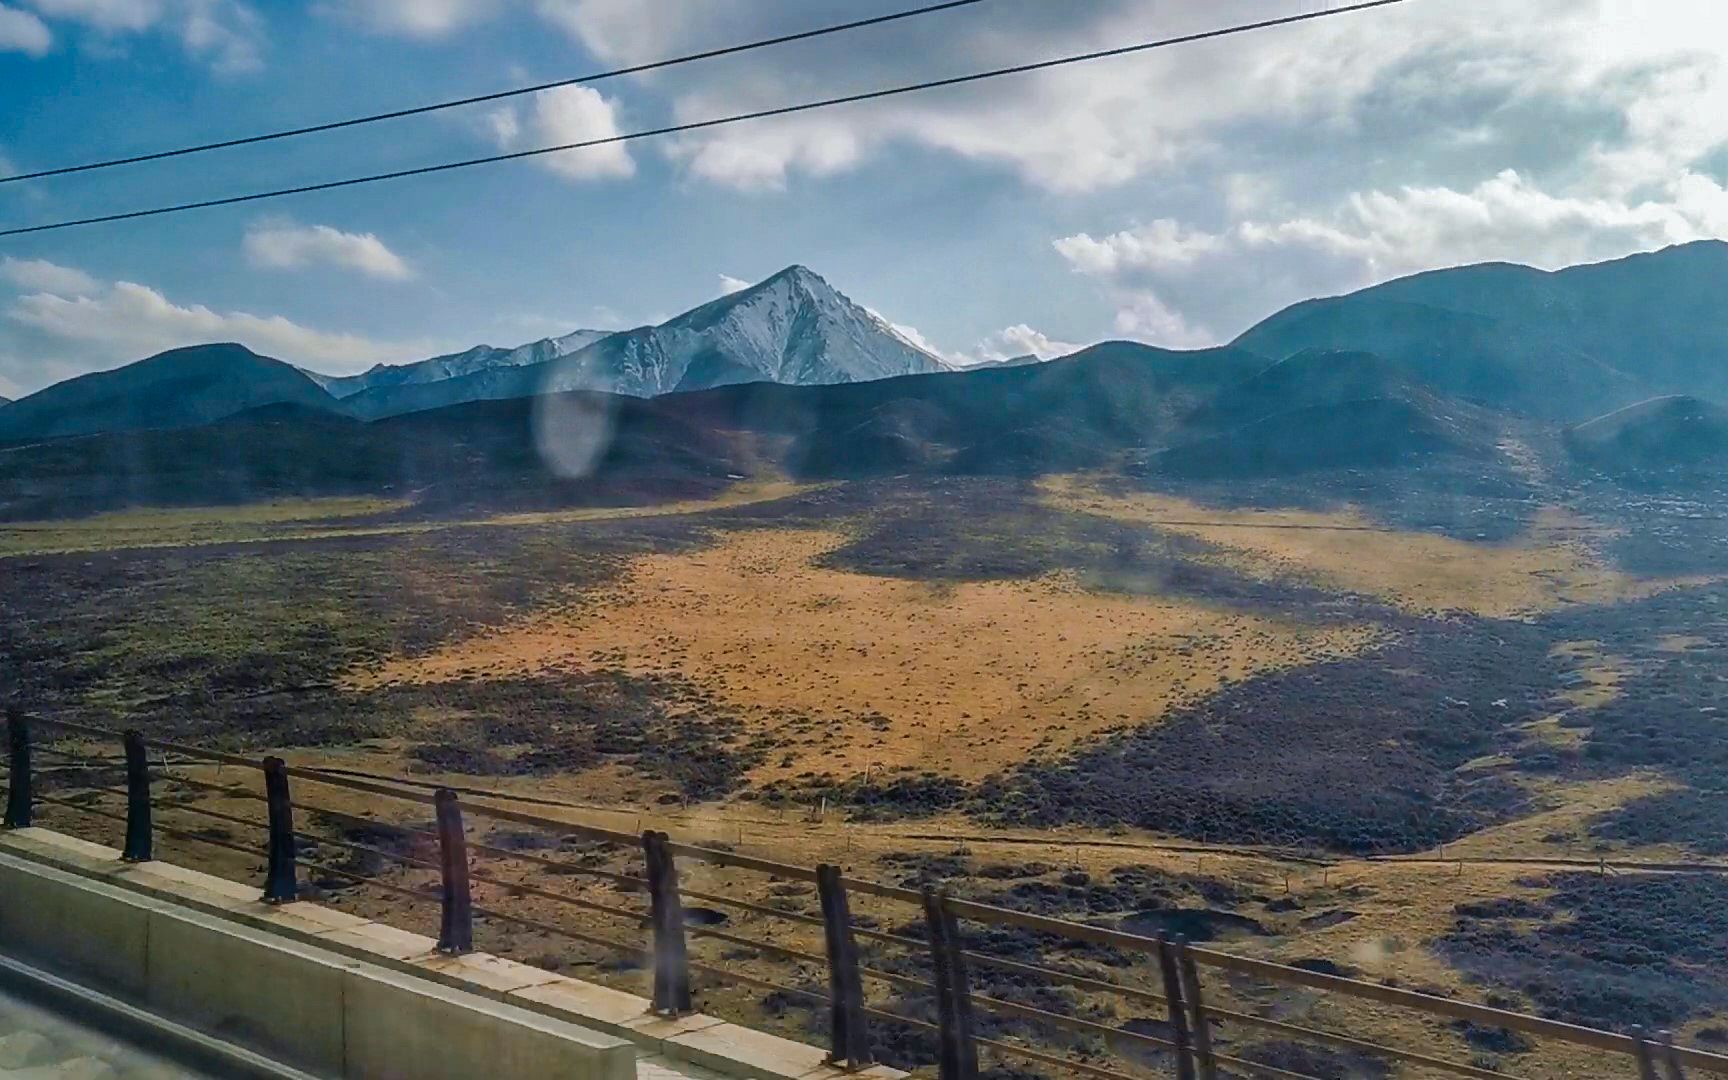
[314,328,614,398]
[315,266,953,417]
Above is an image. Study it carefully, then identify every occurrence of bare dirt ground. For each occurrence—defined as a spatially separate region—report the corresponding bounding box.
[353,527,1374,782]
[1041,476,1709,618]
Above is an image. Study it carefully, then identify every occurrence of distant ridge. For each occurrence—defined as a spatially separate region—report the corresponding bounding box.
[336,265,949,420]
[1567,395,1728,474]
[315,328,612,399]
[1235,240,1728,418]
[0,343,337,443]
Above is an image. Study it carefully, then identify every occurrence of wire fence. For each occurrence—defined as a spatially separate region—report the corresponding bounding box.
[5,709,1724,1080]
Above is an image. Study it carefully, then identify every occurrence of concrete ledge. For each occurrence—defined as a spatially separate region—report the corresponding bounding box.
[0,849,163,998]
[0,952,321,1080]
[146,905,353,1073]
[0,841,636,1079]
[346,963,633,1080]
[0,829,905,1080]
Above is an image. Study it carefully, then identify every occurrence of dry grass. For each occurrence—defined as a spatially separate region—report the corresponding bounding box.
[1040,476,1706,618]
[0,497,412,556]
[0,481,816,557]
[353,528,1372,782]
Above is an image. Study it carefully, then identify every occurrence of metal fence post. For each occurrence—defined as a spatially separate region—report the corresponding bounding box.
[1174,937,1217,1080]
[817,863,873,1068]
[922,888,978,1080]
[434,788,473,954]
[3,710,30,830]
[1156,933,1196,1080]
[642,830,692,1015]
[261,757,297,904]
[121,730,152,862]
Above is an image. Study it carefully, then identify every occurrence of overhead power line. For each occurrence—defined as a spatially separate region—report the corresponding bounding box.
[0,0,994,186]
[0,0,1410,239]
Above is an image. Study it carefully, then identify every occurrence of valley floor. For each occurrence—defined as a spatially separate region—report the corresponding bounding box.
[8,472,1728,1078]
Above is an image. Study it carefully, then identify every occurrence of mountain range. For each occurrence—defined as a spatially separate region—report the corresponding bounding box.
[2,243,1726,519]
[311,328,612,398]
[0,265,947,443]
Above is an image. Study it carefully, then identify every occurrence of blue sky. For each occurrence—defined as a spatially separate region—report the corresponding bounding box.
[3,0,1727,397]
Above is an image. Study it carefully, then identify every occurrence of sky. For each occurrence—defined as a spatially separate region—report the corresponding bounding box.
[2,0,1728,398]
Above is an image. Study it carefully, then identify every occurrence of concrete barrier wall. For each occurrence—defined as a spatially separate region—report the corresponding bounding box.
[0,829,905,1080]
[0,848,635,1079]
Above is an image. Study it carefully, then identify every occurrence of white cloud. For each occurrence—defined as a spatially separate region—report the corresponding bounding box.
[24,0,157,32]
[528,0,1456,194]
[1057,168,1728,339]
[0,257,99,296]
[984,324,1079,361]
[0,4,51,54]
[717,274,750,296]
[177,0,261,72]
[304,0,1728,210]
[488,86,633,181]
[1109,292,1218,350]
[668,108,862,193]
[243,221,415,280]
[495,0,1728,220]
[868,314,1080,369]
[321,0,493,37]
[884,319,943,359]
[1054,220,1227,276]
[951,324,1081,366]
[21,0,261,70]
[7,278,439,375]
[483,105,519,146]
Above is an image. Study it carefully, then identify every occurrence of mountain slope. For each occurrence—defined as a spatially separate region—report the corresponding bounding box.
[1384,241,1728,400]
[0,344,338,443]
[317,329,611,399]
[1186,349,1431,431]
[1235,242,1728,417]
[1154,396,1498,480]
[342,266,949,419]
[1235,297,1641,420]
[1567,395,1728,474]
[0,339,1270,516]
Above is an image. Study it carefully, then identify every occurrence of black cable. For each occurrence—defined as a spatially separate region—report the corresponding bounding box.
[0,0,993,186]
[0,1,1409,238]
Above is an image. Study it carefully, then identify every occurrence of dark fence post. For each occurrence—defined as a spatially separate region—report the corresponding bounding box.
[1631,1027,1661,1080]
[1659,1030,1689,1080]
[434,789,473,955]
[121,730,152,862]
[817,863,872,1068]
[3,710,30,830]
[261,757,297,904]
[642,831,692,1015]
[1156,933,1196,1080]
[922,888,979,1080]
[1174,938,1217,1080]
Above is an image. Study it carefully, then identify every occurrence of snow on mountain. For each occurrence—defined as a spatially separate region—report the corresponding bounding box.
[539,265,951,398]
[315,328,613,399]
[339,266,952,419]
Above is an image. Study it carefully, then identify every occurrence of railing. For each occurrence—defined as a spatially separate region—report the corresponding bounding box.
[5,708,1725,1080]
